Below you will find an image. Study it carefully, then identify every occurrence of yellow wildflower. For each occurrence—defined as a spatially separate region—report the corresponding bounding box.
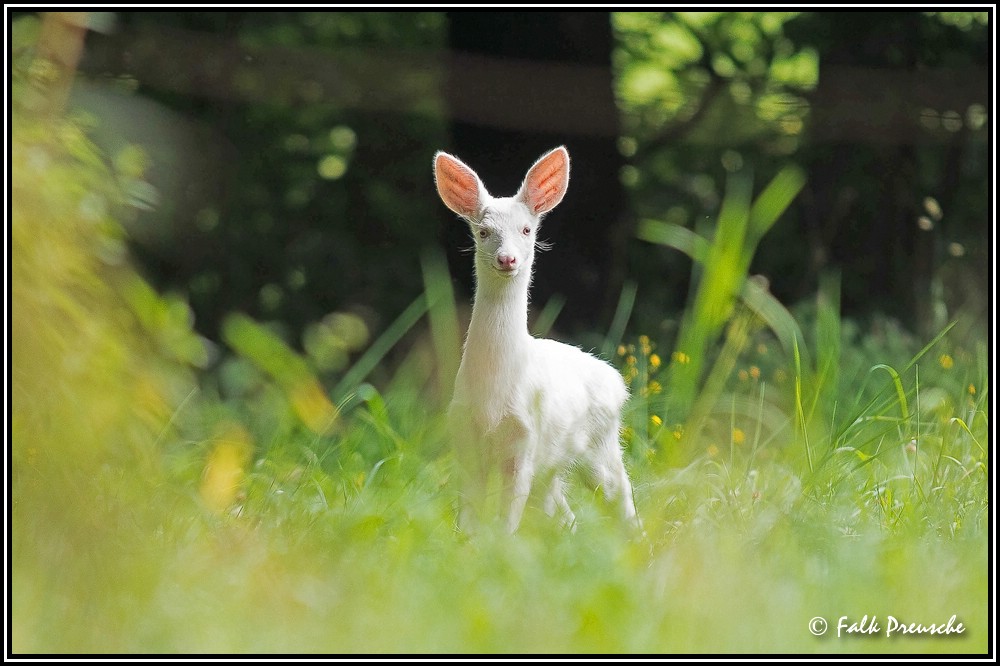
[650,414,662,426]
[968,384,976,395]
[622,366,639,383]
[732,428,745,445]
[649,353,661,369]
[707,444,719,458]
[749,366,761,380]
[672,351,691,365]
[939,354,954,369]
[639,335,652,355]
[738,369,749,382]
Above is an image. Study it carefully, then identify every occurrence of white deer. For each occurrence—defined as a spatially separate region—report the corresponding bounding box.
[434,146,639,533]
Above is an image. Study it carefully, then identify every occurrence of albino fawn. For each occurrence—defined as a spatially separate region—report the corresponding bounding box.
[434,146,639,533]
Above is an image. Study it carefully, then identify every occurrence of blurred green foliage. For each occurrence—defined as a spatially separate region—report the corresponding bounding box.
[614,12,816,149]
[10,11,989,655]
[11,13,208,649]
[614,11,988,335]
[59,10,988,349]
[11,15,206,470]
[79,11,449,342]
[638,164,807,419]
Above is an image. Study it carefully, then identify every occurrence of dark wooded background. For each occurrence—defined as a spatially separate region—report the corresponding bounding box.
[62,11,988,344]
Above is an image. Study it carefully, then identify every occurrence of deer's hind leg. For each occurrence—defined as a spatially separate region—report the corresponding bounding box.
[543,474,577,531]
[587,420,641,530]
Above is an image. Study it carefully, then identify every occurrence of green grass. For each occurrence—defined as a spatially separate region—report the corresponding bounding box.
[11,291,989,654]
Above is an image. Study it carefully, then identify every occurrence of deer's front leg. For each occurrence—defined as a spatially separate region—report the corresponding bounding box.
[449,406,488,533]
[497,417,535,533]
[504,454,536,533]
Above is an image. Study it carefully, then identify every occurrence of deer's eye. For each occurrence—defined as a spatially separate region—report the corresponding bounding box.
[478,229,490,239]
[522,226,531,236]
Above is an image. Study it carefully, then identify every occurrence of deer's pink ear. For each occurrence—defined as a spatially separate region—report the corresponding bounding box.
[518,146,569,216]
[434,151,484,218]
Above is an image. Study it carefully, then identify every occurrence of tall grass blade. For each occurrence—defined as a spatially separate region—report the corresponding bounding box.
[638,220,809,369]
[871,364,909,421]
[639,166,806,420]
[740,277,808,366]
[602,279,637,359]
[899,320,958,375]
[421,248,461,404]
[332,294,429,403]
[794,336,813,473]
[746,165,807,247]
[949,417,985,455]
[636,219,710,262]
[531,293,565,338]
[811,270,841,423]
[686,310,754,437]
[830,320,958,446]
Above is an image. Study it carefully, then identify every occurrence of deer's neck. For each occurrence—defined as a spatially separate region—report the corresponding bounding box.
[466,266,532,355]
[454,266,533,419]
